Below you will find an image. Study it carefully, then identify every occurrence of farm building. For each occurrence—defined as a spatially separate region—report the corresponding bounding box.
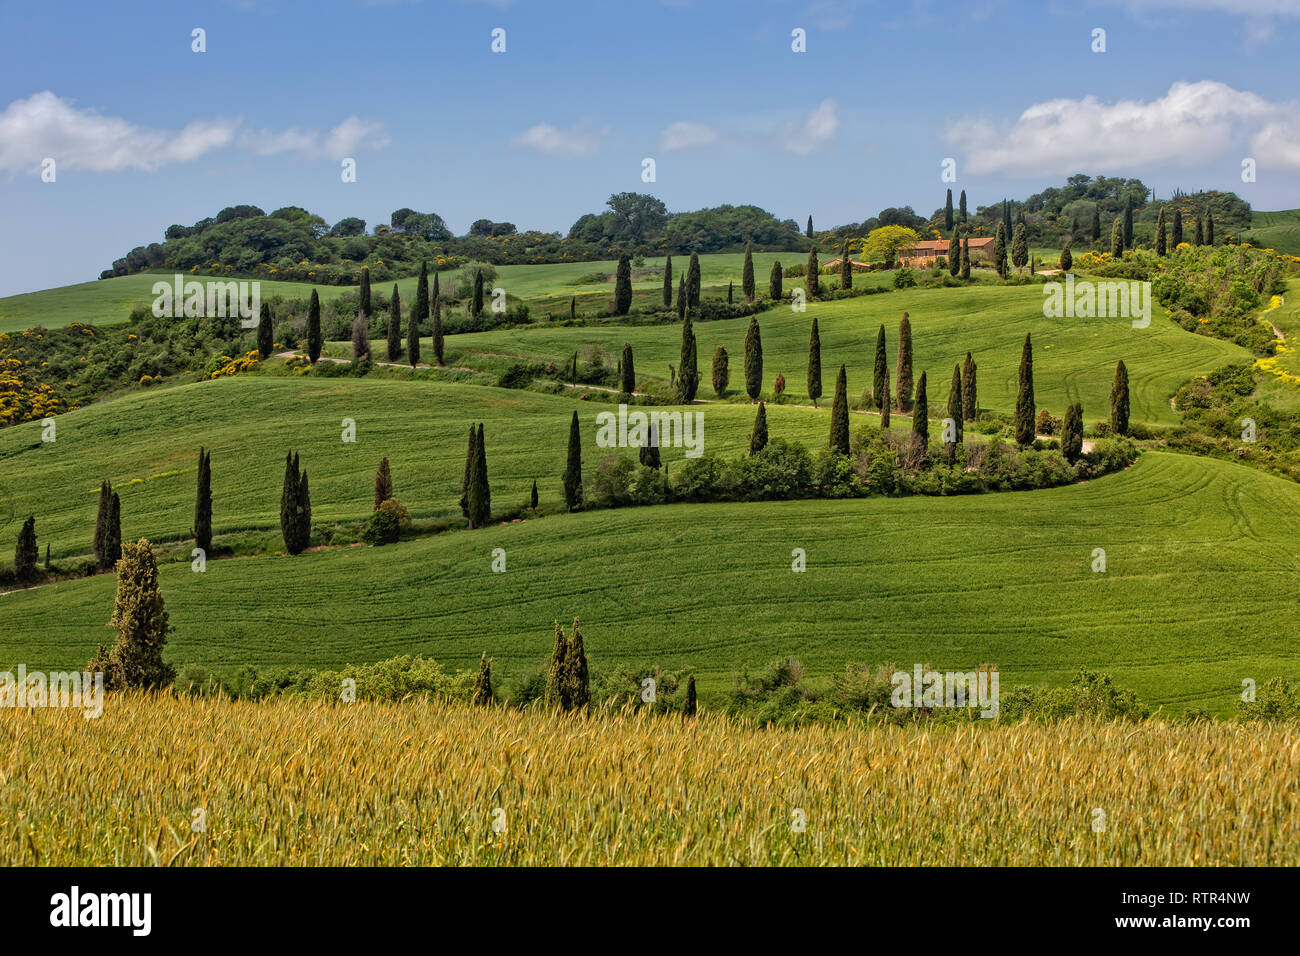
[900,236,996,268]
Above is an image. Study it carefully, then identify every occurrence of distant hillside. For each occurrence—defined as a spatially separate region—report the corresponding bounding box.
[1241,209,1300,256]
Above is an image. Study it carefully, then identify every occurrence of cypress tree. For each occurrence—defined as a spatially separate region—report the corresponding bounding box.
[873,324,888,410]
[1059,240,1073,272]
[105,492,122,569]
[1091,203,1101,242]
[880,366,891,429]
[468,423,491,529]
[415,260,429,326]
[460,425,476,519]
[472,653,493,706]
[92,538,175,689]
[769,261,783,301]
[570,295,576,321]
[614,255,633,315]
[993,222,1008,279]
[307,289,322,363]
[1110,216,1124,259]
[742,242,755,301]
[807,317,822,407]
[806,246,820,298]
[473,269,485,317]
[961,352,977,421]
[944,188,954,232]
[1172,208,1183,248]
[44,543,50,571]
[94,480,110,569]
[531,479,539,510]
[727,281,733,304]
[948,230,960,277]
[712,346,729,397]
[374,457,393,510]
[912,371,929,458]
[14,516,37,580]
[684,675,697,717]
[676,275,686,320]
[840,239,852,290]
[1014,333,1035,446]
[387,285,402,362]
[829,364,849,455]
[257,302,273,359]
[351,312,370,363]
[750,401,768,455]
[959,189,968,223]
[1194,214,1204,246]
[407,299,421,367]
[945,364,964,463]
[432,273,444,365]
[545,621,569,710]
[1012,222,1028,271]
[620,343,635,396]
[1062,402,1084,464]
[1111,360,1130,436]
[359,267,372,318]
[564,618,589,711]
[687,252,701,308]
[193,448,212,555]
[1155,207,1167,256]
[896,313,914,412]
[744,317,763,402]
[280,452,303,554]
[678,312,698,403]
[1123,199,1134,249]
[295,470,311,553]
[806,215,813,238]
[639,422,661,469]
[960,238,970,280]
[1206,215,1215,246]
[663,254,673,308]
[563,410,583,511]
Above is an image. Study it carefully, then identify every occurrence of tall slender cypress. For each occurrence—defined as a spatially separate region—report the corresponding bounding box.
[472,269,485,317]
[960,238,970,280]
[1111,360,1130,436]
[563,410,583,511]
[744,317,763,402]
[687,252,701,308]
[14,516,37,581]
[946,364,964,462]
[750,401,768,455]
[959,189,968,223]
[94,480,110,569]
[961,352,977,421]
[873,325,888,410]
[1194,214,1204,246]
[407,298,421,367]
[948,230,960,277]
[1014,333,1035,446]
[806,215,813,238]
[769,261,783,301]
[432,273,444,365]
[944,188,954,232]
[1110,216,1124,259]
[1012,222,1028,271]
[387,285,402,361]
[416,260,430,326]
[678,312,698,403]
[620,343,635,396]
[193,447,212,555]
[359,267,372,318]
[712,346,729,397]
[806,246,820,299]
[880,366,891,429]
[993,222,1008,279]
[1206,215,1215,246]
[1155,207,1167,256]
[307,289,322,363]
[912,372,929,458]
[676,275,686,320]
[807,317,822,407]
[840,239,852,290]
[1062,402,1084,464]
[896,312,914,412]
[468,423,490,529]
[1172,208,1183,248]
[257,302,273,359]
[663,254,673,309]
[742,242,755,301]
[105,492,122,568]
[829,364,849,455]
[460,425,476,519]
[374,456,393,510]
[1123,199,1134,249]
[614,255,633,315]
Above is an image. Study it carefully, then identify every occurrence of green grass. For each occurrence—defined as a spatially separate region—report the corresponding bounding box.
[3,450,1297,714]
[1241,209,1300,256]
[448,281,1248,425]
[0,373,897,561]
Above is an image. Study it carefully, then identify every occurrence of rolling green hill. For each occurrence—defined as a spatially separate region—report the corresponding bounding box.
[2,451,1296,713]
[1241,209,1300,256]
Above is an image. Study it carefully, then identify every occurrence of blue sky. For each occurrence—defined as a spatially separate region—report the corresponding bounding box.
[2,0,1298,296]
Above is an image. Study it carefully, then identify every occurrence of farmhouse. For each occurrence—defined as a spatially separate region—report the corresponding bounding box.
[900,236,995,268]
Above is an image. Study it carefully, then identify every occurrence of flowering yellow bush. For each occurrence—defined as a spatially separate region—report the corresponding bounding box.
[209,350,261,379]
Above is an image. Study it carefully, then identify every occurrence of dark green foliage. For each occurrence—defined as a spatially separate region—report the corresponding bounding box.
[94,480,110,569]
[993,222,1008,278]
[545,621,569,709]
[1012,222,1028,271]
[1091,203,1101,241]
[432,273,444,365]
[566,618,590,711]
[1014,333,1036,446]
[830,364,850,455]
[1111,360,1130,436]
[840,240,852,290]
[193,447,212,554]
[415,260,430,326]
[958,189,968,223]
[961,352,977,421]
[744,317,763,402]
[663,254,673,308]
[387,285,402,362]
[684,675,697,717]
[1059,240,1073,272]
[676,275,686,320]
[872,324,888,410]
[678,312,699,403]
[944,188,954,232]
[472,653,493,706]
[351,313,370,363]
[960,238,970,280]
[946,364,964,459]
[1172,209,1183,247]
[1194,214,1204,247]
[564,411,583,511]
[742,242,755,301]
[467,423,491,529]
[460,425,476,519]
[89,538,175,690]
[948,231,960,277]
[374,456,393,511]
[280,452,311,555]
[880,366,891,429]
[806,215,813,238]
[1003,199,1012,241]
[1110,216,1123,259]
[1123,199,1134,249]
[14,515,37,580]
[769,260,783,301]
[727,281,733,304]
[407,298,421,367]
[614,255,633,315]
[359,267,371,317]
[1062,402,1084,464]
[805,247,819,298]
[257,302,273,359]
[687,252,701,308]
[712,346,729,397]
[896,312,914,412]
[639,422,661,469]
[570,295,576,321]
[105,492,122,569]
[620,343,635,396]
[1155,207,1167,256]
[307,289,322,363]
[912,371,928,457]
[807,317,822,407]
[531,479,539,510]
[1206,215,1214,246]
[472,269,485,317]
[750,401,768,455]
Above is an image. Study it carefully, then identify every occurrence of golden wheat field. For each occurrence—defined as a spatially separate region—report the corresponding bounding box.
[2,693,1297,866]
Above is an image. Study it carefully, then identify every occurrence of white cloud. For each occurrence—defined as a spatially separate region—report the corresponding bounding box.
[1107,0,1300,15]
[659,121,720,152]
[945,81,1297,175]
[783,98,839,155]
[511,121,609,156]
[0,91,388,174]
